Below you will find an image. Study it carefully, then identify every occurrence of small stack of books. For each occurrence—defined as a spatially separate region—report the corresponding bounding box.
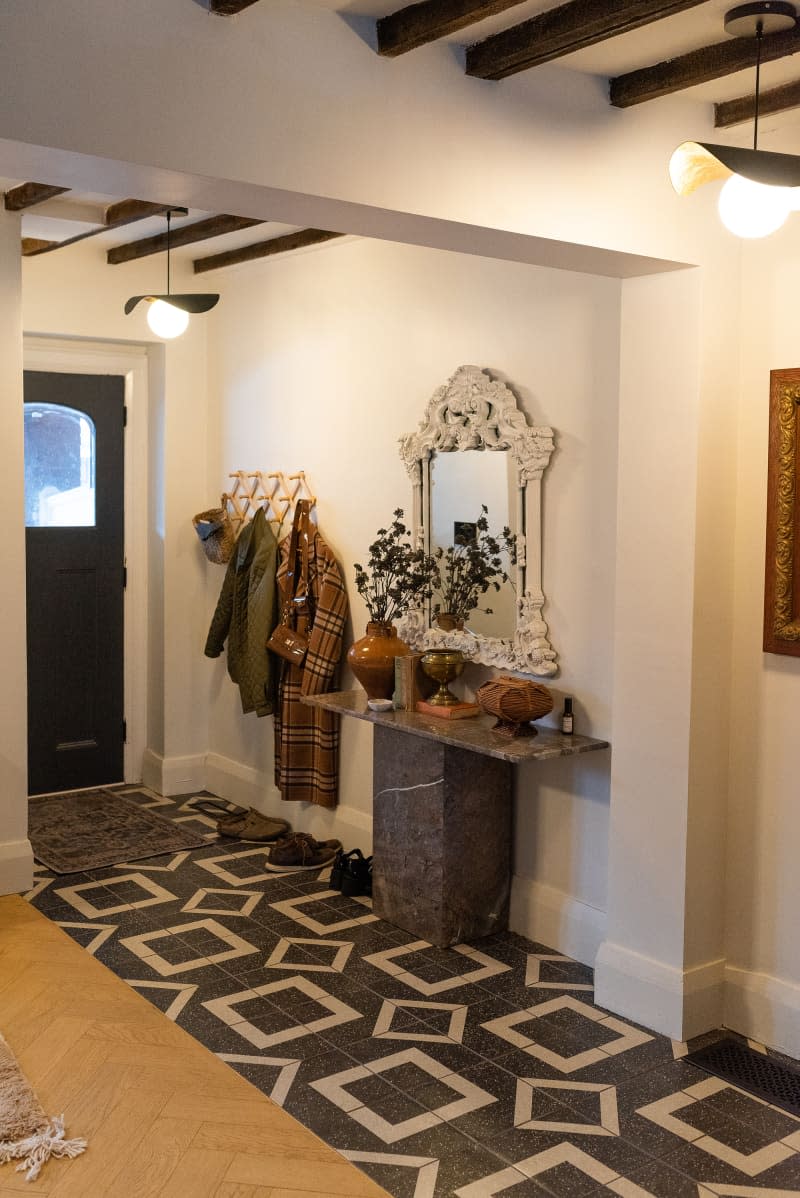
[392,653,435,711]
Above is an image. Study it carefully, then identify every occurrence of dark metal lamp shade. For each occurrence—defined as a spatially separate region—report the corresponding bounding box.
[670,141,800,196]
[124,293,220,316]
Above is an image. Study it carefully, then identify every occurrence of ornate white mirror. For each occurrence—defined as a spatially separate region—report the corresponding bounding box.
[397,365,558,676]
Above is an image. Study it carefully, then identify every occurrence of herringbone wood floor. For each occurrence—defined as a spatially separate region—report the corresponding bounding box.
[0,895,389,1198]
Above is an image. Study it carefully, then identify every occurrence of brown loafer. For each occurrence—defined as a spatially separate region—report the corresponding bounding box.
[265,833,342,871]
[222,809,291,842]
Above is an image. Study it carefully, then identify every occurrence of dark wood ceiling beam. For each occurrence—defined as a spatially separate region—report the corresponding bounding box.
[4,182,70,211]
[209,0,262,12]
[377,1,529,58]
[22,238,58,255]
[108,215,264,265]
[194,229,343,274]
[716,78,800,127]
[24,201,176,257]
[466,0,710,81]
[611,25,800,107]
[103,198,170,225]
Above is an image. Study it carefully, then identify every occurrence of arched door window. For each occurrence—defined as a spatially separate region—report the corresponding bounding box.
[24,402,96,527]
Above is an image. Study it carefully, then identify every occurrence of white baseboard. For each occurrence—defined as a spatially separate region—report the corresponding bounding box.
[205,751,374,851]
[509,877,607,967]
[725,964,800,1060]
[0,839,34,896]
[594,939,725,1040]
[141,748,206,797]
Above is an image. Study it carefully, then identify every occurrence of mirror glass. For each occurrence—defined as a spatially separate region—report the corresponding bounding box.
[430,450,517,639]
[398,365,558,676]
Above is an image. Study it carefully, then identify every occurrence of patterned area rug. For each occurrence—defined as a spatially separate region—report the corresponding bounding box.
[0,1032,86,1180]
[28,789,209,875]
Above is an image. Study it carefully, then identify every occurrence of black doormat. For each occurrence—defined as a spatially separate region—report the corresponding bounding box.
[685,1036,800,1117]
[28,789,209,875]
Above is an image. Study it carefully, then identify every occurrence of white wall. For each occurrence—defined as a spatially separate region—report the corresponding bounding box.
[0,208,33,894]
[725,225,800,1057]
[204,235,622,914]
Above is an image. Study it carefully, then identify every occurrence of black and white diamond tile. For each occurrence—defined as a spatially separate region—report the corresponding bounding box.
[181,886,264,917]
[312,1047,498,1145]
[266,935,354,974]
[203,973,363,1050]
[120,917,260,975]
[25,787,800,1198]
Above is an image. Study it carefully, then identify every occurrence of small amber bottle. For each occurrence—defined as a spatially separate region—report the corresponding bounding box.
[561,696,574,735]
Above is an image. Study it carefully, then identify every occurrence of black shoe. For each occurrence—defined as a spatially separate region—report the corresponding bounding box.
[330,848,359,891]
[340,851,373,897]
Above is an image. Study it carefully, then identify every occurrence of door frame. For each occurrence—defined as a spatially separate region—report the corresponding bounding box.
[23,336,149,785]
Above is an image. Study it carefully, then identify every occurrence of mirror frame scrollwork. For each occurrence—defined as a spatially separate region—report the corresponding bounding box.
[397,365,558,676]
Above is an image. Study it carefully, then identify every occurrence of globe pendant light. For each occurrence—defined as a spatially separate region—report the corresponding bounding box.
[124,209,220,338]
[669,3,800,238]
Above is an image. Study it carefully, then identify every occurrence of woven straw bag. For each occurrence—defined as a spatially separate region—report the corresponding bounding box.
[192,496,236,565]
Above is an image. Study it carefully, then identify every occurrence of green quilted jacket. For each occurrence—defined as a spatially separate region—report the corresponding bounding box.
[204,507,279,716]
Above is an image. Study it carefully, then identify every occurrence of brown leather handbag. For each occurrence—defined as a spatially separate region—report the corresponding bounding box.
[267,500,313,666]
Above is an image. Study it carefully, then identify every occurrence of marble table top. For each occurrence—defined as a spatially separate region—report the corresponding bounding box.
[302,690,610,764]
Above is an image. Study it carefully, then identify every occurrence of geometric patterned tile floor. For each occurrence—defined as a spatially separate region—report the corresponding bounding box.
[26,786,800,1197]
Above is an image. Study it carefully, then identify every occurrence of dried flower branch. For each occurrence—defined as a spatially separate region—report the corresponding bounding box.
[432,506,517,624]
[353,509,435,626]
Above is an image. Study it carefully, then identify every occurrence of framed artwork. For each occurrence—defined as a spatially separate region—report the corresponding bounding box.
[764,368,800,656]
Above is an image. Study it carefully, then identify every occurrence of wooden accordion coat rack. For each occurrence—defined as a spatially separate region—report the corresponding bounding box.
[222,470,316,534]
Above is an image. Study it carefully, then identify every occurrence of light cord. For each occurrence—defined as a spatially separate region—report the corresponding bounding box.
[754,20,763,151]
[166,210,172,297]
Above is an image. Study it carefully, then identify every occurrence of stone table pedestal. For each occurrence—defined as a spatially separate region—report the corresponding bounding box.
[302,691,610,948]
[372,723,512,946]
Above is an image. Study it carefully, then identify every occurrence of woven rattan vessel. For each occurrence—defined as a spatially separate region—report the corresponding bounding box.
[476,676,554,737]
[192,497,236,565]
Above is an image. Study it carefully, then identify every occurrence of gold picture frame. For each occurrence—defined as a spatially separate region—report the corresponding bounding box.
[764,368,800,656]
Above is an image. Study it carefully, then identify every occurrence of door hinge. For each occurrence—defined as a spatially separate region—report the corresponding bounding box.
[122,719,127,744]
[123,565,127,589]
[123,405,128,428]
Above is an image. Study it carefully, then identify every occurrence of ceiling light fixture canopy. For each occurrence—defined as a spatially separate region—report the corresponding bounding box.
[124,208,220,338]
[669,2,800,238]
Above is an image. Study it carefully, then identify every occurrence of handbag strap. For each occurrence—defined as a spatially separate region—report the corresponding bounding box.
[280,500,313,619]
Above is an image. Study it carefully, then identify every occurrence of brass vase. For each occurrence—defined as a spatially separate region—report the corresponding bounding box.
[435,612,465,632]
[347,622,409,701]
[419,648,465,706]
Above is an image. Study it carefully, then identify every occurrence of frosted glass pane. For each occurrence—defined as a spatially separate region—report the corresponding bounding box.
[24,403,96,527]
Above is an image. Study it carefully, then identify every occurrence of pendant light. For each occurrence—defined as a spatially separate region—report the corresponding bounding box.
[669,2,800,238]
[124,209,220,338]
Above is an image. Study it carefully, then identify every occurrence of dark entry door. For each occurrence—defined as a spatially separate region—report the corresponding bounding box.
[24,371,125,795]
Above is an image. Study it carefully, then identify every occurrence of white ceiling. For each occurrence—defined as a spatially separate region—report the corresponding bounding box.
[321,0,800,108]
[3,184,303,265]
[8,0,800,264]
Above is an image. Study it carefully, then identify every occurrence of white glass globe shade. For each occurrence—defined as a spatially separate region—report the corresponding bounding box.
[146,299,190,339]
[718,175,791,239]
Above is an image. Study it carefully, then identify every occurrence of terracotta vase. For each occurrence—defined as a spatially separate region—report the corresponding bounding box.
[347,622,410,700]
[436,612,465,632]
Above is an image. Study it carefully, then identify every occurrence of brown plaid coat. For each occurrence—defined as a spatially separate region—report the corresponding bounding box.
[273,528,348,807]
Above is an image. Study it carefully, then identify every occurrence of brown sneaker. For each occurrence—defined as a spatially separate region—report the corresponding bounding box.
[266,833,342,871]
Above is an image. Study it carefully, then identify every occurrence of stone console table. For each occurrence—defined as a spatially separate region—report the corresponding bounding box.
[302,690,610,948]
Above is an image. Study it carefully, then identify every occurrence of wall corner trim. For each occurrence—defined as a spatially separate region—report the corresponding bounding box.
[0,839,34,898]
[724,964,800,1061]
[595,939,725,1041]
[509,877,607,968]
[142,748,206,797]
[205,751,373,850]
